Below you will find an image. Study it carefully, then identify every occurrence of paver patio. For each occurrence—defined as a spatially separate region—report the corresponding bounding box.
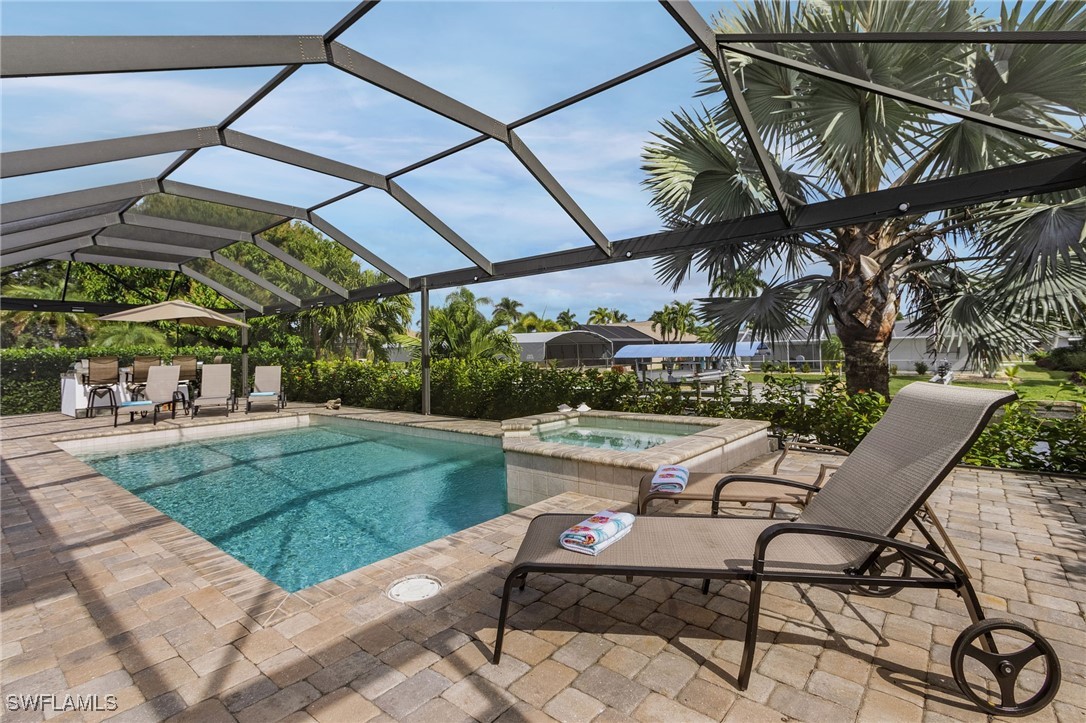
[1,408,1083,722]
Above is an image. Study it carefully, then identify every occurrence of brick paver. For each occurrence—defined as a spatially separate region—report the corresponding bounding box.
[2,407,1083,721]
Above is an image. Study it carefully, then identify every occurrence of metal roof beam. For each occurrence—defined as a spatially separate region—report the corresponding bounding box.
[1,36,328,78]
[381,185,494,276]
[252,236,349,298]
[75,252,182,272]
[94,235,212,261]
[297,152,1086,304]
[1,128,220,178]
[2,237,94,266]
[1,180,158,224]
[121,212,252,243]
[222,130,389,188]
[329,43,509,141]
[307,213,412,286]
[3,213,121,251]
[210,251,302,307]
[663,0,794,222]
[507,131,612,255]
[161,180,306,219]
[715,30,1086,44]
[721,42,1086,153]
[180,266,262,312]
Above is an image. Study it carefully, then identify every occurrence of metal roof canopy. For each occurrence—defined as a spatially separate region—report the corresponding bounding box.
[2,2,1086,318]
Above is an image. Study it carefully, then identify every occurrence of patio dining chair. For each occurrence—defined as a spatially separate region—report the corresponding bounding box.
[171,354,198,411]
[127,355,161,399]
[494,384,1061,717]
[83,356,119,419]
[114,364,183,427]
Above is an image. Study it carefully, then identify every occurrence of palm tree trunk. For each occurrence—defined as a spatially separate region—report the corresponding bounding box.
[830,252,900,397]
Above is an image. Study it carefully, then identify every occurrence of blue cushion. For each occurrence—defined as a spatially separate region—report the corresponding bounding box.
[250,392,277,397]
[120,400,153,408]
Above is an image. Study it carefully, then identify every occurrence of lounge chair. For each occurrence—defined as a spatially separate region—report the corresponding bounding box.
[495,384,1061,717]
[191,364,234,418]
[83,356,119,419]
[127,355,161,399]
[246,365,284,413]
[114,365,183,427]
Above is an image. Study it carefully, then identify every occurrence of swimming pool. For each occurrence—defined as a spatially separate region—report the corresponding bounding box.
[80,420,507,592]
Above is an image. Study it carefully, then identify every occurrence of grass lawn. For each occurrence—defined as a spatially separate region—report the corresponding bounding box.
[742,364,1077,402]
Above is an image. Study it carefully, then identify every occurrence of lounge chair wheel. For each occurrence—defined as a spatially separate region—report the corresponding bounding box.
[851,550,911,597]
[951,618,1060,717]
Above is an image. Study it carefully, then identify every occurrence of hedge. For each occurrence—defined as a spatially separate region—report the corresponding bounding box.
[2,349,1082,474]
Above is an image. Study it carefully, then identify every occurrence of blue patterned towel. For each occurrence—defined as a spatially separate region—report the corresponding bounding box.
[649,465,689,494]
[559,510,635,556]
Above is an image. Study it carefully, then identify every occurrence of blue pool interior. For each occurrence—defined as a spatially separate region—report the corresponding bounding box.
[80,420,508,592]
[533,417,706,451]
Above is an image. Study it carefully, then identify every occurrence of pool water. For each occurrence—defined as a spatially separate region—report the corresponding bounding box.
[81,422,507,591]
[535,425,681,450]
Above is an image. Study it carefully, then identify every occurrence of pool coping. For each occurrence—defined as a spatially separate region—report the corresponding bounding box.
[501,410,770,471]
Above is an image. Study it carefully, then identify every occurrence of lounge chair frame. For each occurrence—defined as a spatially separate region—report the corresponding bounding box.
[494,386,1061,717]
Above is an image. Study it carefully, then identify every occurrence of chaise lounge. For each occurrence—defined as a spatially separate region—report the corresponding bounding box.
[494,384,1061,717]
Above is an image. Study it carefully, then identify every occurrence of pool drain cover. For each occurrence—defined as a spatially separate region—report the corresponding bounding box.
[387,575,442,603]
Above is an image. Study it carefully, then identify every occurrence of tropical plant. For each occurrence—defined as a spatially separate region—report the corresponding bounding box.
[587,307,613,324]
[91,322,169,348]
[492,297,524,327]
[512,312,562,333]
[556,309,577,330]
[649,300,699,342]
[403,287,517,361]
[709,268,766,298]
[642,0,1086,396]
[587,307,631,324]
[0,281,96,347]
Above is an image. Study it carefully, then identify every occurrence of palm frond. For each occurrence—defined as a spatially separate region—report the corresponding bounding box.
[696,276,829,354]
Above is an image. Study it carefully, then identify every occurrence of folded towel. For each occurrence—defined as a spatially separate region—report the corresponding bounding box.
[649,465,689,494]
[557,404,573,412]
[119,400,153,407]
[250,391,277,397]
[559,510,635,556]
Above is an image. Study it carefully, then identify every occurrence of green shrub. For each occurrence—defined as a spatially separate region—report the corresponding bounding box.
[914,360,929,375]
[1047,339,1086,372]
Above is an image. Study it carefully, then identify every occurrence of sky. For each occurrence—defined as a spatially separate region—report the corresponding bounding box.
[0,0,739,326]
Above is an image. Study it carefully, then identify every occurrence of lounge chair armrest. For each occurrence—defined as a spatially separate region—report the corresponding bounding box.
[712,475,820,501]
[772,441,850,473]
[752,522,964,579]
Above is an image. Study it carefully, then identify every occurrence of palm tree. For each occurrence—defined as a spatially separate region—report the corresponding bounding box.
[710,268,766,298]
[587,307,614,324]
[650,301,698,341]
[642,0,1086,395]
[412,286,518,360]
[513,312,563,333]
[1,281,95,347]
[91,322,168,348]
[492,297,524,328]
[298,271,413,358]
[556,309,577,330]
[609,309,631,323]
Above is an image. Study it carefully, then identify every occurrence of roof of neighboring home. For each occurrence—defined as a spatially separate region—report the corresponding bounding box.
[575,324,658,343]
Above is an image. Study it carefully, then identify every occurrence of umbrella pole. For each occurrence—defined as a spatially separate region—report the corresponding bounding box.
[241,311,249,397]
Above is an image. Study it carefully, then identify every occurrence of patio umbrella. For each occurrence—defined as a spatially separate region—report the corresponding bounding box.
[98,300,251,392]
[97,300,249,329]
